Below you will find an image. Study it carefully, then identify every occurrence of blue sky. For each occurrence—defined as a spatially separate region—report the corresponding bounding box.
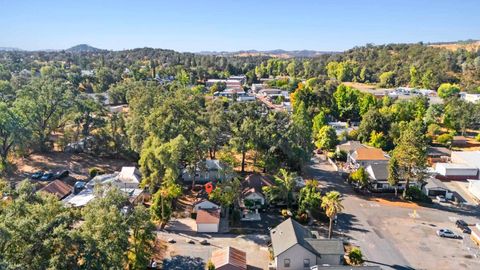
[1,0,479,52]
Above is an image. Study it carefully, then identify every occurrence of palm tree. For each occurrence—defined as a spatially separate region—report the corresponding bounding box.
[263,168,297,209]
[321,191,344,239]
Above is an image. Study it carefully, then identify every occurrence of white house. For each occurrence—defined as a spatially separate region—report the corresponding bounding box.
[196,208,221,233]
[193,199,220,213]
[181,160,232,183]
[270,218,344,270]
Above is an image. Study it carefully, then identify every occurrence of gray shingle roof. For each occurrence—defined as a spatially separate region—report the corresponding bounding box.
[270,218,344,257]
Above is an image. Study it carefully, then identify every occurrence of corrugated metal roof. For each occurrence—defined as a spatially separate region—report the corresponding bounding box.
[211,246,247,270]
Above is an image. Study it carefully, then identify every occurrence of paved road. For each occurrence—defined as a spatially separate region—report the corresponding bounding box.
[305,155,480,270]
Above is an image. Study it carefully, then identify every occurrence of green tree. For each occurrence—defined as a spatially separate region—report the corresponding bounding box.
[368,131,386,149]
[14,78,73,151]
[437,83,461,99]
[151,180,182,229]
[379,71,395,87]
[421,69,434,89]
[348,247,364,265]
[409,65,419,87]
[321,191,344,239]
[315,125,338,150]
[312,111,327,137]
[127,206,156,269]
[94,67,116,92]
[0,103,29,169]
[390,121,427,197]
[349,167,369,189]
[333,84,360,121]
[298,180,322,213]
[263,169,297,209]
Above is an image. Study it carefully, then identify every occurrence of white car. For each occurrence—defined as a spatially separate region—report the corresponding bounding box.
[436,229,461,239]
[436,195,446,203]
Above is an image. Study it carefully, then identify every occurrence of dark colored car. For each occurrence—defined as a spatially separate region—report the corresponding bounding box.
[40,172,54,181]
[31,171,44,179]
[54,170,69,179]
[456,219,471,234]
[73,181,86,195]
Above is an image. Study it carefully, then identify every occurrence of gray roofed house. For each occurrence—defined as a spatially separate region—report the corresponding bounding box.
[336,141,366,154]
[365,163,408,192]
[270,218,344,270]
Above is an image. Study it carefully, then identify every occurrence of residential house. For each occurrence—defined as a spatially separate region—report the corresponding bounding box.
[328,122,358,136]
[348,148,389,168]
[336,141,366,155]
[38,180,72,200]
[196,208,221,233]
[270,218,344,270]
[210,246,247,270]
[434,163,478,180]
[193,199,220,213]
[241,174,274,208]
[181,160,232,184]
[228,75,247,85]
[252,83,264,93]
[422,177,453,199]
[206,79,227,87]
[365,163,405,191]
[63,166,144,207]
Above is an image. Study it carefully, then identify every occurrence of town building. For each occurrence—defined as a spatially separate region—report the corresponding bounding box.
[270,218,344,270]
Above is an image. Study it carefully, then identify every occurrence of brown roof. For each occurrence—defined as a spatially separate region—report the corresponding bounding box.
[353,148,388,161]
[196,208,220,224]
[39,180,72,199]
[211,246,247,270]
[242,174,274,195]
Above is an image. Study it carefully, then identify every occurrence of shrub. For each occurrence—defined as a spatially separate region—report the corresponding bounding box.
[405,186,432,203]
[206,260,216,270]
[348,247,364,265]
[281,209,291,218]
[348,129,359,141]
[436,133,453,145]
[88,167,105,178]
[476,134,480,142]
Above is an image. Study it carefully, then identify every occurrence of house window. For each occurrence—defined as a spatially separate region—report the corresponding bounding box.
[303,259,310,268]
[284,259,290,268]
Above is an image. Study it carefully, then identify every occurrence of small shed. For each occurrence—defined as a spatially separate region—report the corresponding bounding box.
[211,246,247,270]
[39,180,72,200]
[196,208,220,233]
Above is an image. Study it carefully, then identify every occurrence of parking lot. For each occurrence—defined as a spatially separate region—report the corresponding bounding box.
[157,231,270,270]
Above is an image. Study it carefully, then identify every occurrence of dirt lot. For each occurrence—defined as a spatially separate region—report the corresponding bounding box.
[6,152,136,183]
[157,231,270,270]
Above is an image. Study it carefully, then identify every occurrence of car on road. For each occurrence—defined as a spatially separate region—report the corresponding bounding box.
[40,172,54,181]
[54,170,69,179]
[436,229,462,239]
[185,239,195,244]
[167,238,176,243]
[31,171,44,179]
[456,219,471,234]
[199,239,209,245]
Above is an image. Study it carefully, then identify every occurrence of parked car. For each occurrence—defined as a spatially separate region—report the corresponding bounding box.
[199,239,209,245]
[40,172,54,181]
[31,171,44,179]
[73,181,86,195]
[185,239,195,244]
[456,220,471,234]
[54,170,69,179]
[436,229,462,239]
[167,238,176,243]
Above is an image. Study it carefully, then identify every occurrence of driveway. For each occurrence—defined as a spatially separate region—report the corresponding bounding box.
[157,231,269,270]
[305,155,480,270]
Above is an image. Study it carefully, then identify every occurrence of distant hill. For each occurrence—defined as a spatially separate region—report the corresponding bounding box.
[197,49,338,58]
[0,47,22,51]
[66,44,103,53]
[428,40,480,52]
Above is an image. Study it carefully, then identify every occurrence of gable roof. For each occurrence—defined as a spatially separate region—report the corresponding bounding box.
[118,166,141,184]
[39,180,72,199]
[194,199,220,208]
[211,246,247,270]
[196,208,221,224]
[242,174,274,195]
[366,163,388,181]
[351,148,388,161]
[337,141,366,153]
[270,218,344,258]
